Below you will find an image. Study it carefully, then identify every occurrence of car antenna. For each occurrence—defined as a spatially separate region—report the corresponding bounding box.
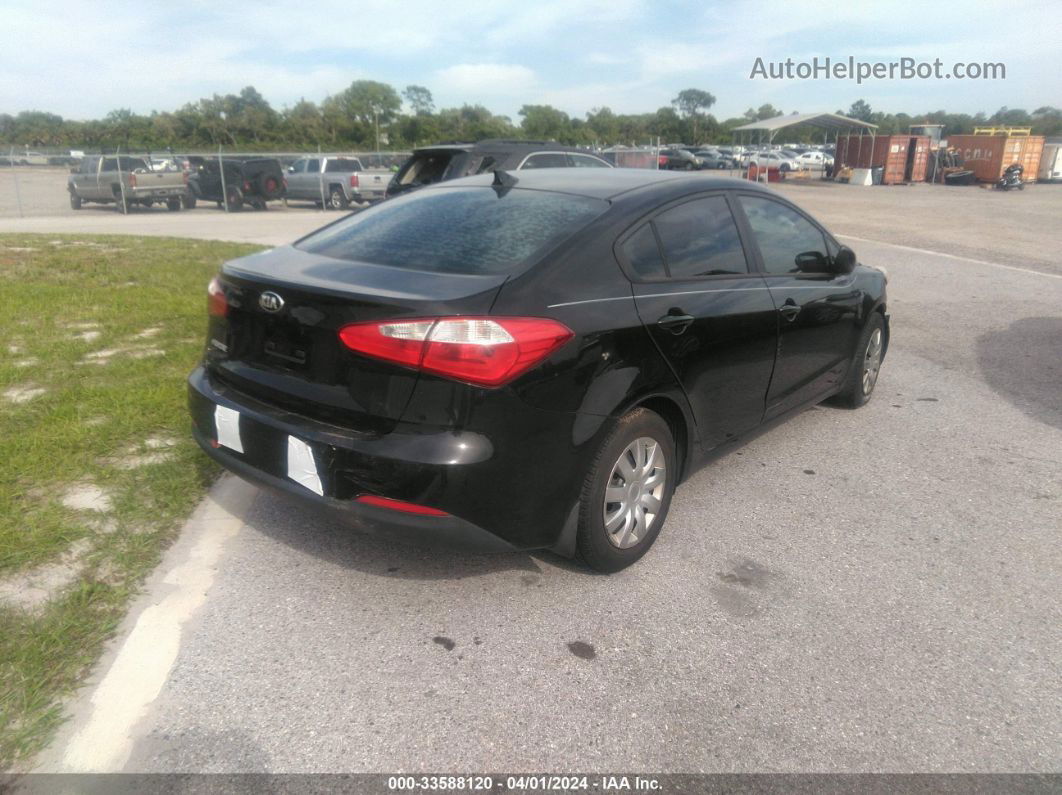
[491,169,518,196]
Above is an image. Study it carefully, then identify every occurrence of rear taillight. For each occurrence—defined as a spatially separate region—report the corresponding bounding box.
[657,155,667,167]
[338,317,573,388]
[350,173,359,188]
[129,173,137,187]
[182,170,189,185]
[355,495,449,516]
[207,277,227,317]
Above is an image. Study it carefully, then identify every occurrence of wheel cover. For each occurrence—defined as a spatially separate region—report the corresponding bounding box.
[603,436,666,549]
[862,328,883,395]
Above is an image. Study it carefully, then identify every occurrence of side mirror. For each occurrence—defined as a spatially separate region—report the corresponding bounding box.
[833,245,856,274]
[287,166,295,172]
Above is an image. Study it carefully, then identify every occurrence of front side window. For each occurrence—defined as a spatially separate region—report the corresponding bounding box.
[290,159,306,173]
[738,196,831,275]
[297,187,608,275]
[304,159,320,173]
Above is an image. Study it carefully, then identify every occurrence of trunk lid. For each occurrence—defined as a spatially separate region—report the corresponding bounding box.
[206,245,506,430]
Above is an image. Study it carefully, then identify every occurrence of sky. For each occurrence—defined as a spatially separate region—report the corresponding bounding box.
[1,0,1058,122]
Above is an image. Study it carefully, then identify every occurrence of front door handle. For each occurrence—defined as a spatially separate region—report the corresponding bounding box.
[657,312,695,335]
[778,301,801,322]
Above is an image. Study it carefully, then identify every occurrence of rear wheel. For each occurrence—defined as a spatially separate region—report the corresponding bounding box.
[182,194,197,210]
[224,186,244,212]
[832,313,885,409]
[113,190,129,213]
[258,173,281,199]
[328,187,348,210]
[576,408,676,572]
[166,197,181,212]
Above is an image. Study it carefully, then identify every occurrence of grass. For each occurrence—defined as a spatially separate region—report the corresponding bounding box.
[0,233,264,769]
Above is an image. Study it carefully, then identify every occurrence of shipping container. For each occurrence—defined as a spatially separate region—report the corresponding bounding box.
[834,134,930,184]
[1036,142,1061,182]
[946,134,1045,183]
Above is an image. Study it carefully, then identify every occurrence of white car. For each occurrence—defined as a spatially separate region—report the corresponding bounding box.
[797,151,834,167]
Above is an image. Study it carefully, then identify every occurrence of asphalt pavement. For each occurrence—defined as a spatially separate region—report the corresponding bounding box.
[22,188,1062,773]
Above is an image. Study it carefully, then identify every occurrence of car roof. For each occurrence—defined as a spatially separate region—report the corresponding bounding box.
[412,139,601,156]
[423,167,774,201]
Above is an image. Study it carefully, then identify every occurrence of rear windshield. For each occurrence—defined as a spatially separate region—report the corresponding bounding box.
[326,158,361,172]
[296,186,607,275]
[394,152,459,188]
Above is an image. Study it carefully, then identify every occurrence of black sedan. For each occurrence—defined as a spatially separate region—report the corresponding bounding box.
[189,169,888,571]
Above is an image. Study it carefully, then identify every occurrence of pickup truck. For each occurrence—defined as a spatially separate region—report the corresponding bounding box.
[284,156,390,209]
[68,155,191,212]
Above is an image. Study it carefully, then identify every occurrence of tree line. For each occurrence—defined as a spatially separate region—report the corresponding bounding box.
[2,80,1059,151]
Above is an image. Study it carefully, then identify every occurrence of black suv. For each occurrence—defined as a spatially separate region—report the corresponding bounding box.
[188,156,286,211]
[386,140,611,197]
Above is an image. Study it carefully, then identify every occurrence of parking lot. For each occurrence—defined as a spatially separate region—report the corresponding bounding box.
[17,174,1062,773]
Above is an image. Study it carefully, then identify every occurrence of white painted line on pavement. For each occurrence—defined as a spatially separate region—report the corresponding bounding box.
[55,477,252,772]
[837,234,1062,280]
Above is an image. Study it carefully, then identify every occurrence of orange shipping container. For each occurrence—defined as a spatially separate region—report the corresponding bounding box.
[834,134,930,183]
[946,135,1044,183]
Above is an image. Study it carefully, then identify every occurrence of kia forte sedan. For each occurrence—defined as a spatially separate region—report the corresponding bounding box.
[189,169,888,571]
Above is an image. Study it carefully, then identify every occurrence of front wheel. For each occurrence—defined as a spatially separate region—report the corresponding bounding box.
[577,408,676,572]
[831,313,885,409]
[69,192,82,210]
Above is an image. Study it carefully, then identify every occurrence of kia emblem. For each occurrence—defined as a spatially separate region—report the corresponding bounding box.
[259,291,284,313]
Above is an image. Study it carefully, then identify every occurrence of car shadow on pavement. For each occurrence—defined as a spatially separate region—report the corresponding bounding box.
[976,316,1062,431]
[213,482,588,581]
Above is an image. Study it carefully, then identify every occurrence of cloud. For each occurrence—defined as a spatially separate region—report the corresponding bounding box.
[433,64,538,97]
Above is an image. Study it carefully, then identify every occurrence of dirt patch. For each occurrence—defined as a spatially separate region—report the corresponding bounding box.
[0,539,91,611]
[61,484,112,513]
[3,384,47,403]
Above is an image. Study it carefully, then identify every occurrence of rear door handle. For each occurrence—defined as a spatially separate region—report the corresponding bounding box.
[778,301,801,322]
[656,313,695,335]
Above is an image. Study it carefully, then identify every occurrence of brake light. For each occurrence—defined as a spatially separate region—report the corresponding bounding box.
[338,317,573,388]
[207,277,227,317]
[350,173,359,189]
[129,173,137,187]
[658,155,667,167]
[355,495,449,516]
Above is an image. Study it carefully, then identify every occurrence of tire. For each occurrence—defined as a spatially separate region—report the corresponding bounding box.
[250,198,267,211]
[576,408,676,572]
[166,197,181,212]
[328,186,349,210]
[69,192,82,210]
[257,173,282,199]
[224,186,243,212]
[182,194,197,210]
[831,313,885,409]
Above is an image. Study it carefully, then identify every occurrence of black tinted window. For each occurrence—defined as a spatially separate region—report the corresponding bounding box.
[653,196,748,278]
[297,187,607,275]
[739,196,830,275]
[621,224,665,279]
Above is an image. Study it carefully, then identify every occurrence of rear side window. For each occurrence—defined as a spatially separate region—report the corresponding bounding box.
[652,196,748,278]
[571,154,610,168]
[738,196,830,275]
[621,224,666,279]
[521,153,569,169]
[296,187,608,275]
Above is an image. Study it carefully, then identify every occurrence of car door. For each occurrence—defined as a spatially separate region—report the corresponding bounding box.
[97,157,119,200]
[734,193,863,418]
[618,193,778,451]
[286,158,309,199]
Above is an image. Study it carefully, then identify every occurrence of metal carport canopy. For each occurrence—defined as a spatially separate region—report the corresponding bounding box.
[731,112,878,183]
[731,112,878,137]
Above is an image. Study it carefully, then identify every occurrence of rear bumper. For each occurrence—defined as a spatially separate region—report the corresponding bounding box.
[188,366,594,552]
